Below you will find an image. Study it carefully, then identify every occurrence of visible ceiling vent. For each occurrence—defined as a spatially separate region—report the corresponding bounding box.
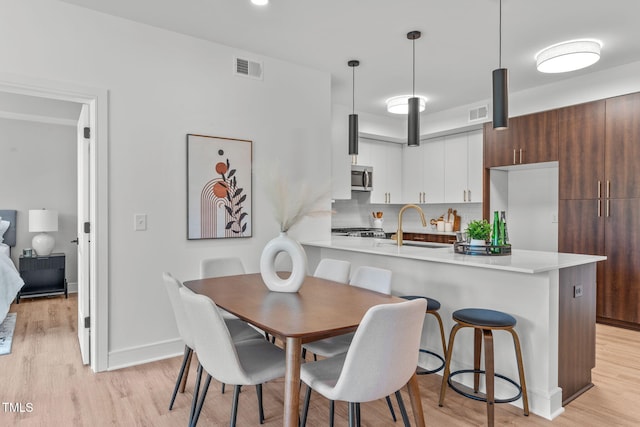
[234,56,263,80]
[468,105,489,122]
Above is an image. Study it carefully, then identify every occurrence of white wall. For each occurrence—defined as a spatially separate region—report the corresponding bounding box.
[0,117,78,285]
[0,0,331,368]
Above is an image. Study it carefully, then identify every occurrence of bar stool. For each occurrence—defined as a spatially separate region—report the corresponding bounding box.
[438,308,529,427]
[400,295,447,374]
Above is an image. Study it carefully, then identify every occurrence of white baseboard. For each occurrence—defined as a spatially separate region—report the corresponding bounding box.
[107,338,184,371]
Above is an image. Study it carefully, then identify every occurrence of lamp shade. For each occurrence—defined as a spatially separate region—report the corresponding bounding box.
[29,209,58,232]
[492,68,509,129]
[349,113,359,155]
[407,97,420,147]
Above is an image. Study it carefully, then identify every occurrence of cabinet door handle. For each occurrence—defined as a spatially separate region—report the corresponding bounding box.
[597,180,601,199]
[606,180,610,198]
[606,199,610,217]
[597,199,601,217]
[513,149,516,165]
[463,190,466,202]
[519,148,523,164]
[467,189,471,202]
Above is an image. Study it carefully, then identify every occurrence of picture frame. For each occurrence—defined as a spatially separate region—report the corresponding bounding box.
[187,134,252,239]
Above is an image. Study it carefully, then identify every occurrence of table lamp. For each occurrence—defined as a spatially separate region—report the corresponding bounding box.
[29,209,58,256]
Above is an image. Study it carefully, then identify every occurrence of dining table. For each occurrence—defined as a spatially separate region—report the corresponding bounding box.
[184,272,426,427]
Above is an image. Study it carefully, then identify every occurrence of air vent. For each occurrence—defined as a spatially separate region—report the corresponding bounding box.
[468,105,489,122]
[234,56,263,80]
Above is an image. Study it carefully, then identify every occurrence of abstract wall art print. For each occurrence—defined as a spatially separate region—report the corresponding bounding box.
[187,134,252,239]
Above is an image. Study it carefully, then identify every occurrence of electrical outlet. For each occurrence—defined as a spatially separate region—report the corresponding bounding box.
[134,214,147,231]
[574,284,583,298]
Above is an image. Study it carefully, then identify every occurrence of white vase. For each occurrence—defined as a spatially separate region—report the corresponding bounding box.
[260,232,308,293]
[470,239,486,246]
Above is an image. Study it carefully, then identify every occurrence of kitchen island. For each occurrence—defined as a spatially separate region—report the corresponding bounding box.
[302,236,606,420]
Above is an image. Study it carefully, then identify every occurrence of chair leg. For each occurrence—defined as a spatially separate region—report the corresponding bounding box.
[329,400,335,427]
[430,310,448,356]
[256,384,265,424]
[302,348,307,360]
[385,395,397,422]
[191,373,212,427]
[483,329,495,427]
[348,402,356,427]
[230,385,241,427]
[169,345,192,410]
[474,328,482,393]
[439,323,463,406]
[356,402,361,427]
[189,363,204,424]
[395,390,410,427]
[509,329,530,416]
[221,383,226,394]
[180,346,194,393]
[301,384,312,427]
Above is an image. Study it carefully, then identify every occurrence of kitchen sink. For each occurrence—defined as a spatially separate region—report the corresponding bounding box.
[373,239,452,249]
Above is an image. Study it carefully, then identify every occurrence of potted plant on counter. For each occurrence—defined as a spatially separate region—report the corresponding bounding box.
[466,219,491,246]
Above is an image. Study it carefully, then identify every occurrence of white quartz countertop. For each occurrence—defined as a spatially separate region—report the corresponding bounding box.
[302,236,606,274]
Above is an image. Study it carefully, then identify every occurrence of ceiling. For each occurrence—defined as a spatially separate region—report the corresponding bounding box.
[60,0,640,118]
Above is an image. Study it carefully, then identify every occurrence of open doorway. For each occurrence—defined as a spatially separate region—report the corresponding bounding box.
[0,75,109,372]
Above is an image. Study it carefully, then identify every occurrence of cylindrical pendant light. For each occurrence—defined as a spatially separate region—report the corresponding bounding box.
[348,60,360,155]
[407,31,421,147]
[492,0,508,129]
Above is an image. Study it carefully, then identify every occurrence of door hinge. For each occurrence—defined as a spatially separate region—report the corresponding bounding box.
[84,316,90,328]
[84,222,91,233]
[83,127,90,139]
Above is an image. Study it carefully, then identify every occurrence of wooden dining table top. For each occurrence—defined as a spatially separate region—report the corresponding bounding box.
[183,272,405,343]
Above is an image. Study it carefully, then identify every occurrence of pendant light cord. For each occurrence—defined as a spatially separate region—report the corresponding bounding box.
[352,65,355,114]
[499,0,503,69]
[412,38,416,96]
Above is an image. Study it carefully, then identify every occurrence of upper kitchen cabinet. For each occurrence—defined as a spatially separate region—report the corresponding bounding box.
[360,138,402,204]
[402,137,445,204]
[444,129,483,203]
[558,100,605,200]
[484,110,559,168]
[605,92,640,199]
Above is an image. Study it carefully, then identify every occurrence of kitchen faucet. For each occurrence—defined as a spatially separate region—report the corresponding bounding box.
[397,204,427,246]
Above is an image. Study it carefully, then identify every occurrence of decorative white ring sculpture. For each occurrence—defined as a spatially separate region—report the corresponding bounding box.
[260,232,308,293]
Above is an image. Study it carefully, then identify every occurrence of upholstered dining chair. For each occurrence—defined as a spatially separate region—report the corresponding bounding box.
[179,287,287,427]
[313,258,351,284]
[200,257,245,321]
[162,272,263,420]
[299,298,428,427]
[302,265,397,423]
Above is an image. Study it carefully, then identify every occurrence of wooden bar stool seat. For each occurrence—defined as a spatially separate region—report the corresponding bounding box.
[438,308,529,427]
[400,295,448,374]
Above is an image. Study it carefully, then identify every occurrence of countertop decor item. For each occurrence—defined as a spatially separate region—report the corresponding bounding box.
[466,219,491,246]
[260,168,331,292]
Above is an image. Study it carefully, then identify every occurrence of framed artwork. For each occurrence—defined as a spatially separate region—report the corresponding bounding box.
[187,134,252,239]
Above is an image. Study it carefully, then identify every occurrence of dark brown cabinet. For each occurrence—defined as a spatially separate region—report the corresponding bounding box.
[17,253,67,303]
[484,110,559,168]
[558,93,640,328]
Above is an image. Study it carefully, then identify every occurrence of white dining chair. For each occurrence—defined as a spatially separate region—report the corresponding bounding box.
[299,298,428,427]
[302,265,397,423]
[200,257,245,321]
[162,272,264,422]
[179,287,287,427]
[313,258,351,284]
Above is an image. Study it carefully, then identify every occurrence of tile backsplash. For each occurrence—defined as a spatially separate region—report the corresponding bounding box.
[332,192,483,232]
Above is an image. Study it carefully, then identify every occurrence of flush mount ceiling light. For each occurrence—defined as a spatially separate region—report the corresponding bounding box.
[536,39,602,73]
[386,95,427,114]
[251,0,269,5]
[348,60,360,156]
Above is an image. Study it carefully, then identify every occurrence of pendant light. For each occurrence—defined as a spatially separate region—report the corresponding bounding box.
[407,31,421,147]
[492,0,508,129]
[348,60,360,156]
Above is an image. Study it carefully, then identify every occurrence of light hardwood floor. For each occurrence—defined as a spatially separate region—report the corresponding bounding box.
[1,295,639,426]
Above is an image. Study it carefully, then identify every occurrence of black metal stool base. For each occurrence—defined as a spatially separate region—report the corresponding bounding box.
[416,349,445,375]
[447,369,523,404]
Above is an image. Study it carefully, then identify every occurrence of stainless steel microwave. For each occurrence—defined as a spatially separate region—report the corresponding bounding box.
[351,165,373,191]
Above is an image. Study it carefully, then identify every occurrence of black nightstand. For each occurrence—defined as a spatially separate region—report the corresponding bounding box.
[17,253,68,303]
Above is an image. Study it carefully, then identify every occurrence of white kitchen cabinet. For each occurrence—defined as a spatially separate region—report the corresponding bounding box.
[361,138,402,204]
[402,137,445,204]
[444,129,483,203]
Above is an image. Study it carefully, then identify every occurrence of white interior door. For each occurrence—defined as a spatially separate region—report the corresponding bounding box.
[76,104,91,365]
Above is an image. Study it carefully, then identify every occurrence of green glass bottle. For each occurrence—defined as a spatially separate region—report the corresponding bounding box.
[491,211,500,247]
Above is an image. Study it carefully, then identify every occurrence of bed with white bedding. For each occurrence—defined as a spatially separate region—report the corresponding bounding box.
[0,210,24,322]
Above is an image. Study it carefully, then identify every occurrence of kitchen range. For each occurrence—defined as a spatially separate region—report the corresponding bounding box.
[331,227,387,238]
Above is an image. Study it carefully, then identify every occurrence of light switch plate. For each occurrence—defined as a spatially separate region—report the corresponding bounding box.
[134,214,147,231]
